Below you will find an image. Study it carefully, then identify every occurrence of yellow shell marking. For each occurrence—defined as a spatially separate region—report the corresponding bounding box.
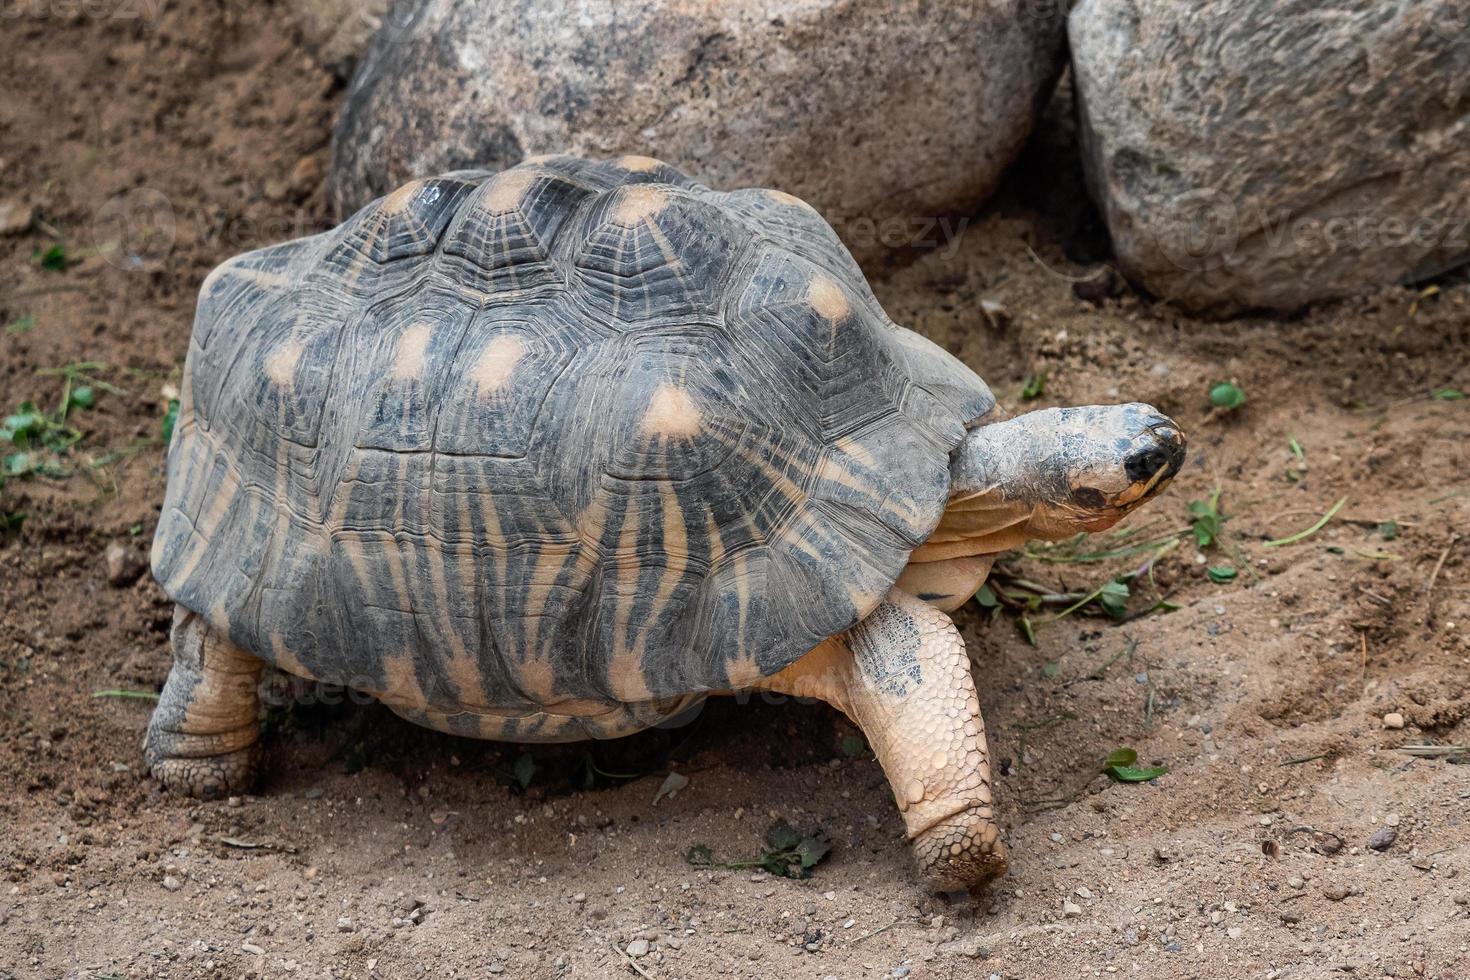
[265,341,303,387]
[380,179,423,215]
[391,323,432,379]
[765,188,811,209]
[807,276,849,321]
[641,385,700,437]
[611,185,667,226]
[617,154,662,173]
[484,169,536,213]
[471,334,526,395]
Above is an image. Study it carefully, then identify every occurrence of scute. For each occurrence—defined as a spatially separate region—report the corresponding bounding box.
[153,156,994,725]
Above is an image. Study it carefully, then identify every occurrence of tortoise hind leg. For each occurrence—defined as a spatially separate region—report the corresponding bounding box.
[144,607,263,799]
[752,588,1007,890]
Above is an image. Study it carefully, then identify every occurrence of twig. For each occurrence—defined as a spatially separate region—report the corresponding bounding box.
[1425,533,1460,594]
[853,918,902,944]
[1022,243,1110,284]
[1397,744,1469,758]
[612,944,658,980]
[1360,631,1368,696]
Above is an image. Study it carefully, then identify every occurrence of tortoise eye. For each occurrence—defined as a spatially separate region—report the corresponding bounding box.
[1071,487,1107,510]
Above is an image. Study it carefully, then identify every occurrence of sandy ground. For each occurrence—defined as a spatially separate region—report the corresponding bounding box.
[2,3,1468,979]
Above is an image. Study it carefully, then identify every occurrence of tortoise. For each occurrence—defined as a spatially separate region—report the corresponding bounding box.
[146,154,1185,890]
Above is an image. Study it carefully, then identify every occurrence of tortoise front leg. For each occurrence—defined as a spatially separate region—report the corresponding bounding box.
[755,589,1007,890]
[144,607,264,799]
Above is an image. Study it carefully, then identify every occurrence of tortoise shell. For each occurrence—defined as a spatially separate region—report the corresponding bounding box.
[151,155,994,733]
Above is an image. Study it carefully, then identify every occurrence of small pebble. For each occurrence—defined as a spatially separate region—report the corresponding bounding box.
[1384,813,1401,827]
[336,916,354,933]
[1382,712,1405,729]
[161,876,182,892]
[1323,884,1352,902]
[626,939,650,957]
[1062,900,1082,917]
[104,544,145,587]
[1366,826,1397,852]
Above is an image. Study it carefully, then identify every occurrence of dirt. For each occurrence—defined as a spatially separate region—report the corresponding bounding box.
[2,3,1468,979]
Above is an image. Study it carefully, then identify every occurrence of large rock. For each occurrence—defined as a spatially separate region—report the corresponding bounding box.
[1070,0,1470,314]
[287,0,389,72]
[329,0,1067,254]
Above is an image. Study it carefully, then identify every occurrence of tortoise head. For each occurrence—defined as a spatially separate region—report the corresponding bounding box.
[949,403,1186,541]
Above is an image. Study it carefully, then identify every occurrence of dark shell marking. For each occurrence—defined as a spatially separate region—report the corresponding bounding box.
[152,155,994,738]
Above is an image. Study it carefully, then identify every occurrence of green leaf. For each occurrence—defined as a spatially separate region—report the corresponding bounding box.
[1187,493,1223,549]
[839,735,867,758]
[512,752,536,789]
[1377,521,1399,541]
[1432,387,1464,401]
[1041,662,1061,679]
[1097,579,1130,619]
[1206,565,1237,584]
[34,243,69,272]
[974,583,999,608]
[763,819,802,854]
[161,398,180,444]
[1209,382,1245,411]
[68,386,95,410]
[1102,746,1167,782]
[795,834,831,870]
[1020,372,1046,401]
[1018,614,1037,646]
[1288,436,1305,461]
[1106,764,1169,782]
[3,407,47,443]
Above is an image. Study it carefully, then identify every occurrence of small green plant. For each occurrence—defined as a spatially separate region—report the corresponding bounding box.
[1206,565,1237,584]
[687,819,831,879]
[1102,747,1167,783]
[1187,489,1224,549]
[839,735,867,758]
[1432,387,1465,401]
[1209,381,1245,411]
[33,242,69,272]
[1020,372,1046,401]
[161,397,181,444]
[1377,521,1399,541]
[1,363,119,482]
[4,314,36,337]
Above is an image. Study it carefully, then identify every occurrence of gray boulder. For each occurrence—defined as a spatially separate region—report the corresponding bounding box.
[286,0,389,71]
[329,0,1067,256]
[1070,0,1470,314]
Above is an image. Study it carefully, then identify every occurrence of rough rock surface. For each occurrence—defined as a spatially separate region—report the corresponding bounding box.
[286,0,389,73]
[1070,0,1470,314]
[329,0,1067,254]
